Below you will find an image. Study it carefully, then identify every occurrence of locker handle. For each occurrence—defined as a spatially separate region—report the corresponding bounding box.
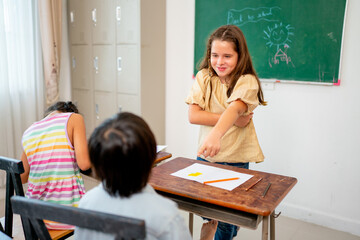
[92,8,97,24]
[95,104,100,119]
[94,56,99,73]
[70,11,74,23]
[72,56,76,69]
[117,57,122,71]
[116,6,121,21]
[118,105,122,113]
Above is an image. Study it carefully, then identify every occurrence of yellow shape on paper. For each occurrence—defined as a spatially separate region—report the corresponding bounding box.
[188,172,202,177]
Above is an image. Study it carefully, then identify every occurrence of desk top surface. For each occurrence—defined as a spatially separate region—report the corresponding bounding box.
[149,157,297,216]
[154,151,172,164]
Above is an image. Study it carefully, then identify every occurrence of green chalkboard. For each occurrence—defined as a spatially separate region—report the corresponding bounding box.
[194,0,347,84]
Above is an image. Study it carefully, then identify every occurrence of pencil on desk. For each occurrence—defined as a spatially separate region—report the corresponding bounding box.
[203,177,239,184]
[262,183,271,197]
[245,177,263,191]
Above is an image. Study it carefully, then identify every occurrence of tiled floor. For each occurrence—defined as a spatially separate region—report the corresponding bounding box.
[1,176,359,240]
[182,211,360,240]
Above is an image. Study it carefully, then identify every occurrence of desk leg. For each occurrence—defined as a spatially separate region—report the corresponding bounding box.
[270,212,275,240]
[189,212,194,237]
[262,215,269,240]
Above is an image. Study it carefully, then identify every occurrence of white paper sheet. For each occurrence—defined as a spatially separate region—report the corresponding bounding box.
[171,163,253,191]
[156,145,167,153]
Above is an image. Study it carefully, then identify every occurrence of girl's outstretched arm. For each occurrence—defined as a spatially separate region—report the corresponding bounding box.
[235,112,253,127]
[188,104,220,126]
[189,104,252,127]
[198,100,247,158]
[69,114,92,171]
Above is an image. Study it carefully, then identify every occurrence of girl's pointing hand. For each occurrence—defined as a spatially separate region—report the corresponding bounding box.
[197,131,221,158]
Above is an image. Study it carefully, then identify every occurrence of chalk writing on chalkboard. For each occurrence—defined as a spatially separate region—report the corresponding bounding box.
[227,7,281,26]
[195,0,346,84]
[227,7,295,68]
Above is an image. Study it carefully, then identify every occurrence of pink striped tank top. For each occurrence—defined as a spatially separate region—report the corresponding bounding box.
[22,112,85,208]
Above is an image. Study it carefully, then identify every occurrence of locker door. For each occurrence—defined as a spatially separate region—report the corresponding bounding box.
[93,45,116,92]
[68,0,91,44]
[116,45,139,94]
[94,92,117,127]
[72,89,94,137]
[71,45,92,90]
[115,0,140,44]
[117,93,141,115]
[91,0,115,44]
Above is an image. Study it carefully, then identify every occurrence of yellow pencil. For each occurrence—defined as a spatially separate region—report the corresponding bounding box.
[203,177,240,184]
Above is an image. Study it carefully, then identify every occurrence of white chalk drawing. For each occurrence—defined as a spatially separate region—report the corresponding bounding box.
[327,32,337,43]
[264,22,294,51]
[264,22,295,67]
[318,65,336,82]
[269,45,294,68]
[227,7,295,68]
[227,7,281,26]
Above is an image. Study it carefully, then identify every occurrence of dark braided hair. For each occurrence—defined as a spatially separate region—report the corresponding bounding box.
[44,101,79,117]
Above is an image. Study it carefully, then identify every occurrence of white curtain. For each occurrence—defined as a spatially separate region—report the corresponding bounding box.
[0,0,44,185]
[38,0,62,106]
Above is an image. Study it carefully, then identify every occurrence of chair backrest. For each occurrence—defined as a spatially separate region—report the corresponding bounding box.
[11,196,146,240]
[0,156,74,240]
[0,230,12,240]
[0,156,27,237]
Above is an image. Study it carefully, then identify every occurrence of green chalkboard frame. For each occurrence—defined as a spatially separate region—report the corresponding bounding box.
[194,0,347,85]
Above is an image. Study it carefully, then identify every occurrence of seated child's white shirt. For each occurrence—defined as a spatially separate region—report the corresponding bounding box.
[74,184,192,240]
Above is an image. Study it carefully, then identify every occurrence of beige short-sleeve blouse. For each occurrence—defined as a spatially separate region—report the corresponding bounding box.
[185,69,264,163]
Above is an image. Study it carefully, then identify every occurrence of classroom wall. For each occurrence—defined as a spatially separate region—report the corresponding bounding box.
[140,0,166,144]
[165,0,360,237]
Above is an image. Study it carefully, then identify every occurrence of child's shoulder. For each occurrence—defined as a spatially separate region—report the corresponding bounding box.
[142,186,180,218]
[239,74,257,81]
[195,69,215,87]
[68,112,85,124]
[196,69,211,79]
[237,74,258,86]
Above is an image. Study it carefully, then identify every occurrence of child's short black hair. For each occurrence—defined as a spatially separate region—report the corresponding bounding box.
[88,112,157,197]
[44,101,79,117]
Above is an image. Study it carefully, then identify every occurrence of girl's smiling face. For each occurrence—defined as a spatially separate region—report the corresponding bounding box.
[210,40,238,83]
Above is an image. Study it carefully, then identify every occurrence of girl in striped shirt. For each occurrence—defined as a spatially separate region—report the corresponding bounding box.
[20,101,91,229]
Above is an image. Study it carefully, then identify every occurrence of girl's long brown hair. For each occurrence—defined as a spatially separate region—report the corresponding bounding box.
[198,25,267,105]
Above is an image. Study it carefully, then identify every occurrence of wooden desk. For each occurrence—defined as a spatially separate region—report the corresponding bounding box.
[149,157,297,240]
[154,151,172,165]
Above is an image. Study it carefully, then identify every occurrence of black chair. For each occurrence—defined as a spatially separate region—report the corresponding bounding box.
[0,156,74,239]
[0,156,30,238]
[11,196,146,240]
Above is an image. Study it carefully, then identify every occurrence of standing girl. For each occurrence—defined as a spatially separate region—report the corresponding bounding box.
[20,101,91,229]
[185,25,266,240]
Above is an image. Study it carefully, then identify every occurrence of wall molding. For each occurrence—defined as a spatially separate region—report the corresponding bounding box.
[278,201,360,237]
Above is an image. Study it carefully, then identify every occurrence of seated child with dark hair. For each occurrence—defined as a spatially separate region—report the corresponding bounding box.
[74,112,217,240]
